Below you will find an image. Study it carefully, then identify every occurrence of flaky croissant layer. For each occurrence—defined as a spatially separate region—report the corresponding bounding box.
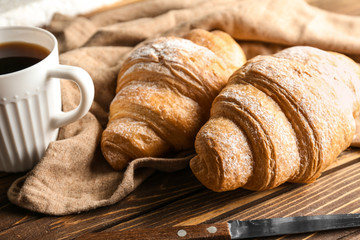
[190,46,360,192]
[101,29,246,170]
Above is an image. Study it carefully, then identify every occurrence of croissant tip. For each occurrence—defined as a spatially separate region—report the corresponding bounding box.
[190,155,229,192]
[101,140,131,170]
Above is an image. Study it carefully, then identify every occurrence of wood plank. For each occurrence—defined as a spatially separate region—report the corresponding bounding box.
[0,203,38,232]
[0,173,38,232]
[226,163,360,220]
[0,149,359,239]
[96,149,360,234]
[0,168,203,240]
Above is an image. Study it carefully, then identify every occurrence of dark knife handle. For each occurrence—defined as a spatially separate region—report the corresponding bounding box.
[77,223,231,240]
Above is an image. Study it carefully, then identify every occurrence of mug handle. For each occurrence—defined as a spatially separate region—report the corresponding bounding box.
[47,65,94,128]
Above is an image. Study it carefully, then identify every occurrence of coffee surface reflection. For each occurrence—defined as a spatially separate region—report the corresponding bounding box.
[0,42,50,75]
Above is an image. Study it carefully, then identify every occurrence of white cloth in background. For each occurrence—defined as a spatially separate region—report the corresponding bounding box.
[0,0,122,27]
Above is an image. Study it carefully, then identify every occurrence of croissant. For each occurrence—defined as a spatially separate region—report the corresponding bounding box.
[190,46,360,192]
[101,29,246,170]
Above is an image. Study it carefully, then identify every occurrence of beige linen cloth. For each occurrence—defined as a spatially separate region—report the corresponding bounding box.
[7,0,360,215]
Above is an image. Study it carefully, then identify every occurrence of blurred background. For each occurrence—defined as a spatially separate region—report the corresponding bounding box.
[0,0,126,27]
[1,0,360,28]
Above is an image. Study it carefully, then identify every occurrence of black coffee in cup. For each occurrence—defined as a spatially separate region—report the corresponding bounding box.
[0,42,50,75]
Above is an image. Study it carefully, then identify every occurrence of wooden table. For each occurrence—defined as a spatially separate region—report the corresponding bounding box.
[1,1,360,239]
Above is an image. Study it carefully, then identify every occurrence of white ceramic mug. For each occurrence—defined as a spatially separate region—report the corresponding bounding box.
[0,26,94,172]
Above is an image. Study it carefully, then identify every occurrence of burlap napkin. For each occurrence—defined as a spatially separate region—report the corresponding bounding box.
[7,0,360,215]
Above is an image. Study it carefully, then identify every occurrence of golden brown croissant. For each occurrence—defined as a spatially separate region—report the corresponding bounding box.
[101,29,246,170]
[190,46,360,192]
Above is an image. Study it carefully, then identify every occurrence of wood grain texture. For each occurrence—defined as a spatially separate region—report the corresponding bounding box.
[2,149,357,240]
[0,170,203,240]
[0,1,360,240]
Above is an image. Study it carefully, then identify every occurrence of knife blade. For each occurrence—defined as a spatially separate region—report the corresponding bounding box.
[77,213,360,240]
[228,213,360,239]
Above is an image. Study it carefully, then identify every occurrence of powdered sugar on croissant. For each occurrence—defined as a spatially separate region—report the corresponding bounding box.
[101,29,246,170]
[191,46,360,191]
